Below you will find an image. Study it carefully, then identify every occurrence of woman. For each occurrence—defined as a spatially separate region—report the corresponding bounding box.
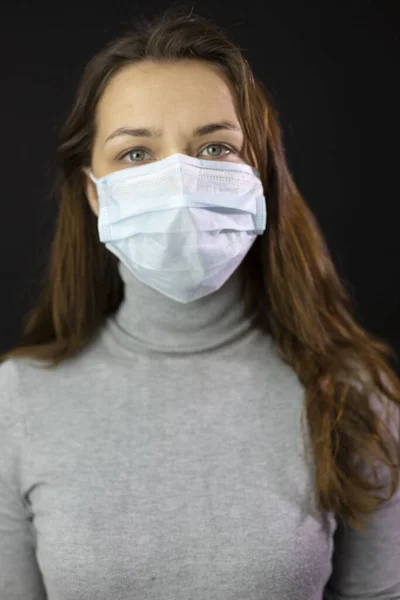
[1,8,399,600]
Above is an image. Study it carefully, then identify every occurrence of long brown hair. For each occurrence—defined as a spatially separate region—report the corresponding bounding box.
[2,6,399,532]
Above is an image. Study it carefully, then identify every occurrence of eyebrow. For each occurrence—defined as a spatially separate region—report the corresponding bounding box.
[104,120,241,143]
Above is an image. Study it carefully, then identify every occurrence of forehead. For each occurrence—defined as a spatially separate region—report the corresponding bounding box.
[95,59,240,132]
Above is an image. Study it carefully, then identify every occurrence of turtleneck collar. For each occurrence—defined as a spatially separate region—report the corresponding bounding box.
[103,261,257,355]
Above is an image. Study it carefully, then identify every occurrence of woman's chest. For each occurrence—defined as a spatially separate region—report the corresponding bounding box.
[23,355,336,599]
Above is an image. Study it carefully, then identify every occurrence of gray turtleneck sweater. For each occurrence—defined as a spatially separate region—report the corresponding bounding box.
[0,262,399,600]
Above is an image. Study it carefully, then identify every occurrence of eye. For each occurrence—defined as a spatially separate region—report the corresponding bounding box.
[118,142,237,164]
[120,148,151,163]
[199,143,234,159]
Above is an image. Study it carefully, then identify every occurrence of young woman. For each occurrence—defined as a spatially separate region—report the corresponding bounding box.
[1,8,399,600]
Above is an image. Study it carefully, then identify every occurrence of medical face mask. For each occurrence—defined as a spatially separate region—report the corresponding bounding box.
[89,152,267,303]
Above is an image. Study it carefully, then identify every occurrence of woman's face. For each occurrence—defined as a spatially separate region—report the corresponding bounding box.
[83,59,245,216]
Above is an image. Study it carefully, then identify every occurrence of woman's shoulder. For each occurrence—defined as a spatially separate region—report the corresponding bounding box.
[0,356,52,391]
[0,329,108,391]
[0,357,49,419]
[0,359,26,462]
[0,358,21,401]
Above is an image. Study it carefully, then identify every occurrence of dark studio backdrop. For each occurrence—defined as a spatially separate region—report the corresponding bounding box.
[1,0,399,369]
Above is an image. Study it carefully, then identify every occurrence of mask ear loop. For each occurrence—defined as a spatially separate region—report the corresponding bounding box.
[88,170,97,184]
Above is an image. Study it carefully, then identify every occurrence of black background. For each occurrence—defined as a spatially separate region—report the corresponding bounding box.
[1,0,399,365]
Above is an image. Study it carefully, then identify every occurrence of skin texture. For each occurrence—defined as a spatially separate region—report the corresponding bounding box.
[83,59,246,216]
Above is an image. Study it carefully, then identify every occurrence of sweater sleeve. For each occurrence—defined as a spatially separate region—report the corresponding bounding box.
[0,360,47,600]
[324,393,400,599]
